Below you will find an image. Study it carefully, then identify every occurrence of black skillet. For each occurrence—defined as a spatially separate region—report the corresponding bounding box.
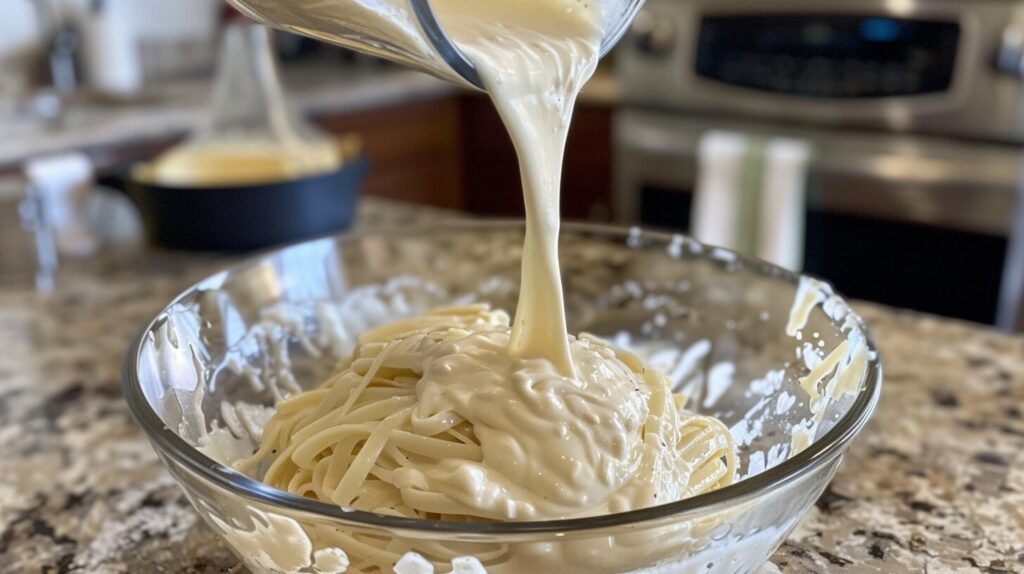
[105,157,368,252]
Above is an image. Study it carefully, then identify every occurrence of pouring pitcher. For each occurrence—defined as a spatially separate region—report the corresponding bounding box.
[226,0,645,89]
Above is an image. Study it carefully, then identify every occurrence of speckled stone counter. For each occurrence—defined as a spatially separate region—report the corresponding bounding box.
[1,198,1022,573]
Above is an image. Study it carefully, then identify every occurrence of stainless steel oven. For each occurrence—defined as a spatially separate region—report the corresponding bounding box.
[614,0,1024,326]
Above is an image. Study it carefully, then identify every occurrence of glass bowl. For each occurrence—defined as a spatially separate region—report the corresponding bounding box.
[123,222,881,574]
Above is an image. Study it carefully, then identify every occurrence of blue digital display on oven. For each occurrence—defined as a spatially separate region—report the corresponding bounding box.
[860,18,902,42]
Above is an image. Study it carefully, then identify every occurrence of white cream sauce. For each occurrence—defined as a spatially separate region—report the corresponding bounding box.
[430,0,604,376]
[381,312,677,520]
[786,277,871,455]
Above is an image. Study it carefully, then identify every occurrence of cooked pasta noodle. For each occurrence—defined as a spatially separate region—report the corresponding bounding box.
[235,305,736,571]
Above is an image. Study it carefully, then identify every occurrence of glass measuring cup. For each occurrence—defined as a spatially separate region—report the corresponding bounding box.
[225,0,645,89]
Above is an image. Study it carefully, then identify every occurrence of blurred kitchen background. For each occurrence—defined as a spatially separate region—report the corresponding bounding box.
[3,0,1024,329]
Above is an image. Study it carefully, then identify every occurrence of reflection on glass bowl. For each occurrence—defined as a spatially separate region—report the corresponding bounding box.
[123,222,881,574]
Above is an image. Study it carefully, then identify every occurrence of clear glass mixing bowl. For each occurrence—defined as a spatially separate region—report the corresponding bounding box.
[123,222,881,574]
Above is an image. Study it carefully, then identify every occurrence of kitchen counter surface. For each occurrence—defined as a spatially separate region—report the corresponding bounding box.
[0,62,619,173]
[0,65,457,173]
[1,198,1022,573]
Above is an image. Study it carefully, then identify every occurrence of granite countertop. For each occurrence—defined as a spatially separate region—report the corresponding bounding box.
[1,198,1022,573]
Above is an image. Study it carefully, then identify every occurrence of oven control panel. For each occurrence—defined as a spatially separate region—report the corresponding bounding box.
[616,0,1024,142]
[695,15,961,98]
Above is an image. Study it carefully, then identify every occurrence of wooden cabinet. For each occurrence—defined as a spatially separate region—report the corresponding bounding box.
[317,97,465,210]
[319,94,614,218]
[458,95,613,221]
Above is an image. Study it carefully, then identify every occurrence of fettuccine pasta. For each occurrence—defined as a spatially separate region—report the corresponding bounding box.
[234,305,735,571]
